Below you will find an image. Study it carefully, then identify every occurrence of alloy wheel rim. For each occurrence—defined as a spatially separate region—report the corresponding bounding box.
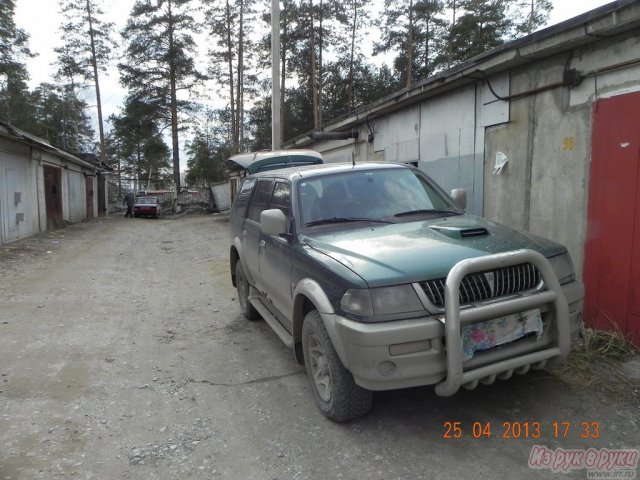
[238,271,249,310]
[308,334,332,402]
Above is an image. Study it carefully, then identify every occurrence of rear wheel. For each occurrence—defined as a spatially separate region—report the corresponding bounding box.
[302,310,373,422]
[235,261,260,321]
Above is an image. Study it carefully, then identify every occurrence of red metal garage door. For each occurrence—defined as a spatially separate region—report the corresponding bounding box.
[584,91,640,345]
[85,176,94,219]
[44,165,64,230]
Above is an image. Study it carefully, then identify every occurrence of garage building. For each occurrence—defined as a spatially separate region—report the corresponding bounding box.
[288,1,640,343]
[0,121,107,245]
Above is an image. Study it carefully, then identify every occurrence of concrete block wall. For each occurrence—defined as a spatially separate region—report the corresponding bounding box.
[484,56,591,278]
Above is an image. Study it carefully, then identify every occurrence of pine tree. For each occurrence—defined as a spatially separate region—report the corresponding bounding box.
[204,0,256,155]
[507,0,552,36]
[55,0,116,160]
[336,0,371,112]
[31,82,95,152]
[185,110,228,186]
[110,96,171,192]
[447,0,511,64]
[246,92,271,151]
[374,0,448,87]
[0,0,37,129]
[120,0,205,193]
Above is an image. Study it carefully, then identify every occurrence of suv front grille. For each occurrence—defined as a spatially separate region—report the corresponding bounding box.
[421,263,542,308]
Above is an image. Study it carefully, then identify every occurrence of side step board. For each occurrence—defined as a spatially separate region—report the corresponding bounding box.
[249,288,294,348]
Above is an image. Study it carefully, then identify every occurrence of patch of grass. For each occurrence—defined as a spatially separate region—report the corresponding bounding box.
[578,325,639,360]
[550,325,640,404]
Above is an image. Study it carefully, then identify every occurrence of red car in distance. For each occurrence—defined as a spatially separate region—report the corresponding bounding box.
[134,196,163,218]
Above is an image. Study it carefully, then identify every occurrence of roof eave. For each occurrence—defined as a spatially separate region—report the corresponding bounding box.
[0,122,99,171]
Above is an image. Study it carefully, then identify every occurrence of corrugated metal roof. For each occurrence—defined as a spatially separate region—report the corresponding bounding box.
[0,121,99,171]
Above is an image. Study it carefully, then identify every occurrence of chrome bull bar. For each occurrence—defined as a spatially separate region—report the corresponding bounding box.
[434,249,570,397]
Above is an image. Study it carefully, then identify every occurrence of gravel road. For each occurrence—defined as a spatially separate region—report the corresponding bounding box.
[0,214,638,480]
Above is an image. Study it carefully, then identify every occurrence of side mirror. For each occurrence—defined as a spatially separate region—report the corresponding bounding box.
[261,209,288,236]
[451,188,467,209]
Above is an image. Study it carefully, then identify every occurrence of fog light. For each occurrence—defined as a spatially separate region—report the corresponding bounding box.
[377,361,397,376]
[389,340,431,356]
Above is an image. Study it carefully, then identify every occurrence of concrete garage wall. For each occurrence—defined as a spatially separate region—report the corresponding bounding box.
[484,30,640,280]
[529,80,591,280]
[484,58,592,278]
[483,97,530,232]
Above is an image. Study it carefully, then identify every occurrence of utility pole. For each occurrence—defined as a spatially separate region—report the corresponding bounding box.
[271,0,281,150]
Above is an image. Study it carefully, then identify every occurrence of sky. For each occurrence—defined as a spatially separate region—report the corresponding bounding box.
[12,0,616,165]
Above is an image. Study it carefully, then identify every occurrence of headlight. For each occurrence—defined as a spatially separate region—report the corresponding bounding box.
[341,285,425,320]
[548,253,575,285]
[341,289,373,316]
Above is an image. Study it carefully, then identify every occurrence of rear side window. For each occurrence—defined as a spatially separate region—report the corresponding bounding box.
[248,179,275,222]
[270,181,292,218]
[233,178,256,218]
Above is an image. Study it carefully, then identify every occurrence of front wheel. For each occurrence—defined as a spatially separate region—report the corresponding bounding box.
[302,310,373,422]
[235,261,260,321]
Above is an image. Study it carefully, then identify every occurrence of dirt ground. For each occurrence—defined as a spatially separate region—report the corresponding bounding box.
[0,214,638,480]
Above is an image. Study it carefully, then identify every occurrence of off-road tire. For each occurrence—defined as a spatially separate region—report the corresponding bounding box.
[302,310,373,422]
[235,262,260,321]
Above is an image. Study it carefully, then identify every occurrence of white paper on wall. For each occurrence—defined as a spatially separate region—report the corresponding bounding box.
[493,151,508,175]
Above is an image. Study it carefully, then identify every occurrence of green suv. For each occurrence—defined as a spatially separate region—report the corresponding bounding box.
[229,162,584,422]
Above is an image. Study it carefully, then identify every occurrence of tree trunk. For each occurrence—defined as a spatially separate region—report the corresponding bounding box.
[424,17,430,75]
[86,0,105,161]
[167,0,181,192]
[407,0,414,87]
[347,0,357,111]
[318,0,323,125]
[225,0,237,153]
[237,0,244,150]
[309,0,319,128]
[529,0,534,34]
[448,0,456,67]
[117,139,122,198]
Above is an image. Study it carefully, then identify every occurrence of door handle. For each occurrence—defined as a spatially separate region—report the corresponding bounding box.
[260,240,266,247]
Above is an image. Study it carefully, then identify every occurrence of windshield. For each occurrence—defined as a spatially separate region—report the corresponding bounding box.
[137,197,157,205]
[298,168,460,227]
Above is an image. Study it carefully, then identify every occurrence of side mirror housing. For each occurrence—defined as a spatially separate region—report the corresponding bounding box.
[261,209,288,236]
[451,188,467,209]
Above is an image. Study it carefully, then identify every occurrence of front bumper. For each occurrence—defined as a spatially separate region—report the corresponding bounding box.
[322,250,584,393]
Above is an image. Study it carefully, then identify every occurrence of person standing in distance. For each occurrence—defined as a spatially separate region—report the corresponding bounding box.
[123,192,135,218]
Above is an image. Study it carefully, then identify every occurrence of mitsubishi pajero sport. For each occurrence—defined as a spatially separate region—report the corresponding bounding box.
[229,162,584,422]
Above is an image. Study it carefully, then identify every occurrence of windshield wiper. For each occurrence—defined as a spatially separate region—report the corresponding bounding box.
[305,217,394,227]
[393,209,460,218]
